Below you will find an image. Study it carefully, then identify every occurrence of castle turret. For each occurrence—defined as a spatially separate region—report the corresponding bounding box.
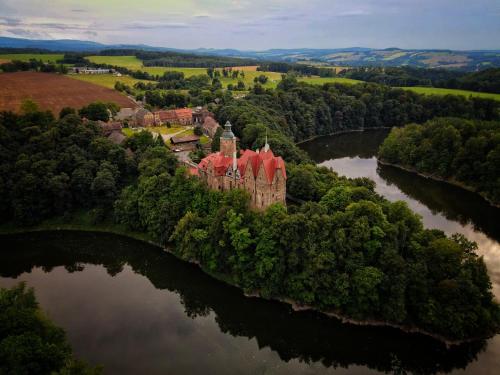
[220,121,236,158]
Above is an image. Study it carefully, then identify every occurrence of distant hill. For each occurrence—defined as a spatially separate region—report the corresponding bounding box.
[1,36,500,70]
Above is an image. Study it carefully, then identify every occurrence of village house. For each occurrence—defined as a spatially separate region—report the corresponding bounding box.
[135,108,155,127]
[202,116,221,138]
[194,122,286,210]
[192,106,213,124]
[97,121,123,136]
[115,108,135,122]
[173,108,193,125]
[153,108,193,126]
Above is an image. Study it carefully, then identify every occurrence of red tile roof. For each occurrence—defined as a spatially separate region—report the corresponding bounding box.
[198,148,286,183]
[174,108,193,120]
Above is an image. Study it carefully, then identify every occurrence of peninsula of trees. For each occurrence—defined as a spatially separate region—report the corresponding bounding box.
[378,118,500,207]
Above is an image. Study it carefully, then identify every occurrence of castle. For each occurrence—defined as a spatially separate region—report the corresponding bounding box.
[194,122,287,210]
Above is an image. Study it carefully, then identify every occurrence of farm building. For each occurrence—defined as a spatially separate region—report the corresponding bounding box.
[98,121,123,136]
[153,108,193,126]
[192,106,213,124]
[115,107,135,122]
[202,117,221,138]
[171,135,200,145]
[69,67,114,74]
[135,108,155,127]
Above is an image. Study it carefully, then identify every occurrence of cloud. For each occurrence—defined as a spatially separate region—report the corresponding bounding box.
[0,17,22,26]
[4,28,48,39]
[125,22,191,30]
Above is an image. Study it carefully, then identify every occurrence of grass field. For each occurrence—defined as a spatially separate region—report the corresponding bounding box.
[399,86,500,101]
[0,53,64,63]
[86,55,144,69]
[298,76,363,85]
[69,74,153,89]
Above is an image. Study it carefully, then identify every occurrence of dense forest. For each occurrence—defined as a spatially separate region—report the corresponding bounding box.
[378,117,500,206]
[0,58,67,73]
[341,67,500,94]
[134,50,258,68]
[214,75,500,162]
[0,283,101,374]
[257,61,337,77]
[1,105,499,342]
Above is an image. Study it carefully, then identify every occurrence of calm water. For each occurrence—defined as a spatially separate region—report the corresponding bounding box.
[1,129,499,374]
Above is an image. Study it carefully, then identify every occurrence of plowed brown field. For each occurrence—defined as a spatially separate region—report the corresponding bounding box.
[0,72,137,114]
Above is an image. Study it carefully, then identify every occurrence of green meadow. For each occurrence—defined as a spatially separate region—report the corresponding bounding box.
[86,55,144,69]
[399,86,500,101]
[0,53,64,63]
[69,74,152,89]
[298,76,363,85]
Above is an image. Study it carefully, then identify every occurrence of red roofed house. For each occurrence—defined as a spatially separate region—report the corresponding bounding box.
[154,108,193,126]
[196,121,286,210]
[174,108,193,125]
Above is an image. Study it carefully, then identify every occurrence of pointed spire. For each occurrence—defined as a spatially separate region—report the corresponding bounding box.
[264,128,270,152]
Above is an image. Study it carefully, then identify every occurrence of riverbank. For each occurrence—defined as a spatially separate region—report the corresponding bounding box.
[295,127,393,145]
[377,159,500,209]
[0,215,494,347]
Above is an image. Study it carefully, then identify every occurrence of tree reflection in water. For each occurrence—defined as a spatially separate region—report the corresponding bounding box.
[0,231,488,375]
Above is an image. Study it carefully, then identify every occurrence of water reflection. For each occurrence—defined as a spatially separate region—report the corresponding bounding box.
[300,130,500,299]
[0,231,491,375]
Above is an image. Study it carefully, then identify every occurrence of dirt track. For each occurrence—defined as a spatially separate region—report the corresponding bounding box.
[0,72,137,114]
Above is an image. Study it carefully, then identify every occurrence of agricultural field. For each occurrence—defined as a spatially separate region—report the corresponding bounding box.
[298,76,363,85]
[399,86,500,101]
[86,55,144,69]
[219,70,282,89]
[69,74,153,89]
[83,55,281,88]
[0,72,137,115]
[0,53,64,63]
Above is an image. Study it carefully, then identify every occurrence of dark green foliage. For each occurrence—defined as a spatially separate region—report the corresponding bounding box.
[112,136,500,340]
[342,67,500,94]
[0,283,101,374]
[59,107,76,119]
[78,102,110,121]
[144,90,189,108]
[0,110,134,225]
[156,72,211,91]
[378,117,500,205]
[135,50,257,68]
[0,59,67,74]
[215,77,500,166]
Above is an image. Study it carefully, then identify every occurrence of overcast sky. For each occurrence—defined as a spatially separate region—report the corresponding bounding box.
[0,0,499,50]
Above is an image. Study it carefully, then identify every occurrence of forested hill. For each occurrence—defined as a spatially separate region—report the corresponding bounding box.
[378,118,500,206]
[2,37,500,70]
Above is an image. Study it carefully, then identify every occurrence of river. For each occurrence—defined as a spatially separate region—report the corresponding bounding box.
[1,129,499,374]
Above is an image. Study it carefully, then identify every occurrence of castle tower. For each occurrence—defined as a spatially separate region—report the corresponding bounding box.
[220,121,237,158]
